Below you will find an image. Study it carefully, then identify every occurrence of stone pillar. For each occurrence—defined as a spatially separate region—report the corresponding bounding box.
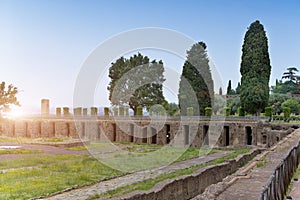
[41,99,50,116]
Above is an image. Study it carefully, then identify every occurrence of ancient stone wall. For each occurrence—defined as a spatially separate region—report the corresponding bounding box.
[112,149,261,200]
[0,117,289,148]
[258,134,300,200]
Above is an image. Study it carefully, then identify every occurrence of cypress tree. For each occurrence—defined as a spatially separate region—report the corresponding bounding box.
[240,20,271,115]
[178,42,214,115]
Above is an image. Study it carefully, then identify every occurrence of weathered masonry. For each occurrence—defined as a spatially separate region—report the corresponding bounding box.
[0,117,293,147]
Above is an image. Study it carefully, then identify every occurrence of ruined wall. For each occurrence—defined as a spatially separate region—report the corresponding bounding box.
[113,149,261,200]
[258,133,300,200]
[0,117,280,148]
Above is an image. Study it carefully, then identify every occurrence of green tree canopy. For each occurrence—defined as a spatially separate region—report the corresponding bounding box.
[178,42,214,115]
[268,93,290,115]
[107,53,166,115]
[0,82,20,113]
[272,67,300,94]
[282,67,299,83]
[281,98,300,115]
[240,20,271,115]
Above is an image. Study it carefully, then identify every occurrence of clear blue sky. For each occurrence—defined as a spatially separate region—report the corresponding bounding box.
[0,0,300,114]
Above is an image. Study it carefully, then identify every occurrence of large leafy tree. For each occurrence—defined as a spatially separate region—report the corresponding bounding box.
[0,82,20,113]
[240,20,271,115]
[178,42,214,115]
[268,93,290,115]
[107,53,166,115]
[282,67,299,83]
[272,67,299,94]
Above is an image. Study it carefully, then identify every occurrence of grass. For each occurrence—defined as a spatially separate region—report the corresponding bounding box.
[0,140,251,200]
[0,148,43,155]
[256,158,267,168]
[0,154,122,200]
[88,147,251,199]
[0,136,70,144]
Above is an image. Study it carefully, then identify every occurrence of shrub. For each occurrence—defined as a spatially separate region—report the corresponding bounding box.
[238,107,245,116]
[224,107,230,116]
[283,107,291,122]
[264,106,272,121]
[205,107,212,117]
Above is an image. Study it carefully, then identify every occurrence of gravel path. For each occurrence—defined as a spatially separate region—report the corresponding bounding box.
[40,151,229,200]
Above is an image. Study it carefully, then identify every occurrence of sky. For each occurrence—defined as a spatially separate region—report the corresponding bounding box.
[0,0,300,114]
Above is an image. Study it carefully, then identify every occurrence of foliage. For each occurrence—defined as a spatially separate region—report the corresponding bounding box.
[178,42,214,116]
[264,106,272,119]
[282,67,299,83]
[0,82,20,113]
[226,80,235,95]
[226,97,240,115]
[271,79,298,94]
[268,93,290,114]
[224,107,230,116]
[235,82,241,94]
[283,107,291,122]
[238,106,245,116]
[168,103,180,116]
[205,107,212,116]
[108,53,166,115]
[281,98,300,115]
[240,20,271,115]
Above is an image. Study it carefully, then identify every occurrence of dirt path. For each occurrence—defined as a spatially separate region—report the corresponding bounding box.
[0,143,88,161]
[38,151,229,200]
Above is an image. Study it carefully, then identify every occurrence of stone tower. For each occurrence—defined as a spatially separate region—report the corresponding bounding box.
[41,99,50,116]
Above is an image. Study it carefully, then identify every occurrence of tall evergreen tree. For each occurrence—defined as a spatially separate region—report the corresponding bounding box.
[226,80,235,95]
[178,42,214,115]
[108,53,166,115]
[240,20,271,115]
[235,82,241,94]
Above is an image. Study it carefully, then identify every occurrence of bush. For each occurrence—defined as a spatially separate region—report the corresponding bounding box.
[238,107,245,116]
[205,107,212,117]
[264,106,272,121]
[283,107,291,122]
[224,107,230,116]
